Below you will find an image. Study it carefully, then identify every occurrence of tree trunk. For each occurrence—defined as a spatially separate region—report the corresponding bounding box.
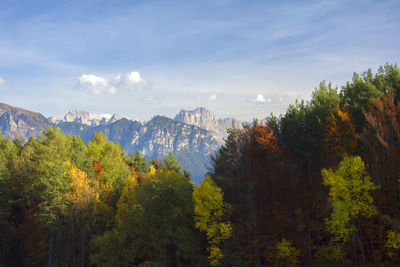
[81,227,85,267]
[357,228,365,262]
[249,183,260,267]
[48,236,53,267]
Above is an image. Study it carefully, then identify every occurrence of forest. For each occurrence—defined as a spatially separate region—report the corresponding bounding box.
[1,63,400,266]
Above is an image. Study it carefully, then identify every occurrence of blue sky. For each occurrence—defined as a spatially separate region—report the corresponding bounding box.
[0,0,399,121]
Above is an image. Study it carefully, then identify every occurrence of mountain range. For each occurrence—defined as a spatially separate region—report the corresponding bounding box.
[49,109,127,127]
[0,102,239,183]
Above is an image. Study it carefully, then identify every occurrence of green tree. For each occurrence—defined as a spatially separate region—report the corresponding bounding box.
[322,156,378,261]
[87,132,130,235]
[87,132,129,191]
[338,65,400,132]
[126,150,150,177]
[14,128,73,265]
[71,135,92,172]
[92,169,201,266]
[162,153,183,174]
[0,134,19,265]
[280,81,340,175]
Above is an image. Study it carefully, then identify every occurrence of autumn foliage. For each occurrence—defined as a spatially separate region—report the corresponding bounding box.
[1,64,400,266]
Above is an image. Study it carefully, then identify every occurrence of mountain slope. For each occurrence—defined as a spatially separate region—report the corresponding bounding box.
[0,102,50,140]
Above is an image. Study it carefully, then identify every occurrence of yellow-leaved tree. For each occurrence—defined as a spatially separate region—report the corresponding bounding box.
[193,176,232,266]
[65,162,98,267]
[265,238,300,267]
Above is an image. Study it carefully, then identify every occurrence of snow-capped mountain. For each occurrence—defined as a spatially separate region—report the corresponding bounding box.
[51,109,124,127]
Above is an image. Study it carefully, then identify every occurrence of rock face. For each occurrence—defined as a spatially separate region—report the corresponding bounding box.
[0,103,239,184]
[55,109,122,126]
[174,107,239,145]
[174,107,219,131]
[0,102,50,140]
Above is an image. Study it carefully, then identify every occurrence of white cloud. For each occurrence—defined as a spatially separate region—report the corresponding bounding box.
[79,74,107,87]
[208,93,217,101]
[249,94,273,104]
[253,94,266,103]
[78,74,109,94]
[0,77,4,87]
[126,71,145,84]
[77,71,146,95]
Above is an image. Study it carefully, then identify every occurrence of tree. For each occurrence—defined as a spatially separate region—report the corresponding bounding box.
[91,169,201,266]
[90,176,137,267]
[340,70,382,132]
[13,128,73,265]
[322,107,357,167]
[126,150,150,177]
[71,135,93,175]
[280,81,340,175]
[265,238,301,266]
[212,122,296,266]
[193,176,232,266]
[322,156,378,262]
[339,64,400,133]
[87,132,130,235]
[87,132,129,192]
[162,152,183,173]
[115,175,137,228]
[359,90,400,260]
[362,92,400,165]
[64,163,98,267]
[0,134,19,265]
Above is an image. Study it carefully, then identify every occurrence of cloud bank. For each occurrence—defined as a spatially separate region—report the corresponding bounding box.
[77,71,146,95]
[0,77,4,87]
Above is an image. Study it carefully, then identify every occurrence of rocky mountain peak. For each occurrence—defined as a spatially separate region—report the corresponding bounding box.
[174,107,218,130]
[174,107,240,145]
[63,109,90,122]
[58,110,121,126]
[108,113,121,124]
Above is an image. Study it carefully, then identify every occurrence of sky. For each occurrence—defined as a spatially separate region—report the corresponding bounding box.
[0,0,399,121]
